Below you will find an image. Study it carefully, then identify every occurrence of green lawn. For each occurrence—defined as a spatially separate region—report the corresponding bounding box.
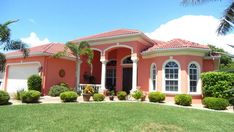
[0,103,233,132]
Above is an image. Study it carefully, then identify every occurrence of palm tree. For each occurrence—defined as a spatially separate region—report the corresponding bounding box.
[54,41,94,90]
[182,0,234,35]
[0,20,29,72]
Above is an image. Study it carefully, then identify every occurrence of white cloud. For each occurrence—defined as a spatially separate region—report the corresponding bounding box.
[145,15,234,54]
[21,32,50,47]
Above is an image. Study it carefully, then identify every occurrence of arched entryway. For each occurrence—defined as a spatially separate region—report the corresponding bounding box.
[121,55,133,94]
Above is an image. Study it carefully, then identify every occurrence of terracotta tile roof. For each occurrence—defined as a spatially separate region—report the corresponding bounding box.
[76,29,141,41]
[146,38,209,52]
[6,43,74,58]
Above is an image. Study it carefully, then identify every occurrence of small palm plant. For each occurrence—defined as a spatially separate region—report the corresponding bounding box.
[54,41,94,91]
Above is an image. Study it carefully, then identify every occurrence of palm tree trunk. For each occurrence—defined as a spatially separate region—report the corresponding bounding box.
[75,58,81,92]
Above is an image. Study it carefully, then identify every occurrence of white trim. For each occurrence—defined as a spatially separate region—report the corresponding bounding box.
[162,59,181,94]
[103,44,133,55]
[149,63,157,92]
[187,61,202,95]
[91,48,103,55]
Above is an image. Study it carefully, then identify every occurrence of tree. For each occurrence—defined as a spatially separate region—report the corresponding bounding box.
[0,20,29,72]
[208,45,232,67]
[182,0,234,35]
[54,41,93,90]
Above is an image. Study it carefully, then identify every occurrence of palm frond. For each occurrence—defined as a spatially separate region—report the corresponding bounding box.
[217,2,234,35]
[80,48,94,64]
[0,20,19,44]
[66,42,80,57]
[2,19,19,27]
[3,40,29,57]
[79,41,90,50]
[53,46,68,58]
[0,52,6,72]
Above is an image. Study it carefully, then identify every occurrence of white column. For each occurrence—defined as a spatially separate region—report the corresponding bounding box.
[100,55,107,92]
[131,53,138,92]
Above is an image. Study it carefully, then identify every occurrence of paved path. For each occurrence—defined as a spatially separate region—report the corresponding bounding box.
[9,96,234,113]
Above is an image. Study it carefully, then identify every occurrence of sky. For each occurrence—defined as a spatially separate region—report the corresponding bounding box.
[1,0,234,54]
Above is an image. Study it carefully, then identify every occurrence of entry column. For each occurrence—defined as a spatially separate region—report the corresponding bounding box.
[131,53,138,92]
[100,55,107,92]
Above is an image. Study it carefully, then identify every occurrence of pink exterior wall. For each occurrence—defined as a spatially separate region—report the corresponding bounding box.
[5,56,76,95]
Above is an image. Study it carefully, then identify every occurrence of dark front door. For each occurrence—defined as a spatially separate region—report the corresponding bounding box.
[122,67,132,94]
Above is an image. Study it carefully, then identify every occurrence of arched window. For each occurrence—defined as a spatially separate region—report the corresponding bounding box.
[150,64,157,91]
[164,61,179,92]
[189,63,199,92]
[122,56,133,64]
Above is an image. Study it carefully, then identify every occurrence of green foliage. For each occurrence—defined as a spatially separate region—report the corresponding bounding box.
[0,90,10,105]
[58,82,70,88]
[175,94,192,106]
[83,85,94,95]
[203,97,229,110]
[93,93,105,101]
[148,92,165,103]
[21,90,40,103]
[49,85,69,97]
[201,72,234,99]
[60,91,78,102]
[0,53,6,72]
[27,74,42,92]
[117,91,127,100]
[13,89,24,100]
[132,89,143,100]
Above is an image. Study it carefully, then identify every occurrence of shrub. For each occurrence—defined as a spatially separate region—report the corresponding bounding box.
[117,91,127,100]
[203,97,229,110]
[83,85,94,95]
[21,90,40,103]
[148,92,165,103]
[132,90,143,100]
[93,93,105,101]
[175,94,192,106]
[60,91,78,102]
[58,82,70,88]
[27,74,42,92]
[0,90,10,105]
[13,89,24,100]
[49,85,69,97]
[201,72,234,99]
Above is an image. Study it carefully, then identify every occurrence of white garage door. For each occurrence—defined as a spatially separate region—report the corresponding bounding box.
[7,63,40,94]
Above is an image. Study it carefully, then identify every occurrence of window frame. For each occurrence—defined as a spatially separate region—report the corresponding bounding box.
[162,59,181,94]
[188,61,201,95]
[150,63,157,91]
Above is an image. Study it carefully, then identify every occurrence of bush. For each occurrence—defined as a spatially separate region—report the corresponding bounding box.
[83,85,95,95]
[60,91,78,102]
[117,91,127,100]
[148,92,165,103]
[0,90,10,105]
[27,74,42,92]
[49,85,69,97]
[201,72,234,99]
[175,94,192,106]
[13,89,24,100]
[132,90,143,100]
[21,90,41,103]
[203,97,229,110]
[93,93,105,101]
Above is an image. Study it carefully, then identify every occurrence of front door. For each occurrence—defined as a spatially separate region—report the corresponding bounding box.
[122,67,132,94]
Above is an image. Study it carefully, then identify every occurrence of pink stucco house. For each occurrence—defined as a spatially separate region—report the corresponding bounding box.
[1,29,220,103]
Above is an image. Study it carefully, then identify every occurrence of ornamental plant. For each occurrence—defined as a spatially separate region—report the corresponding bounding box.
[21,90,41,103]
[132,89,143,100]
[93,93,105,101]
[0,90,10,105]
[203,97,229,110]
[49,85,69,97]
[27,74,42,92]
[60,91,78,102]
[148,92,165,103]
[175,94,192,106]
[83,85,94,95]
[117,91,127,100]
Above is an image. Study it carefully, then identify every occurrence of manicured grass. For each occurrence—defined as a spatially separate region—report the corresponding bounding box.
[0,102,233,132]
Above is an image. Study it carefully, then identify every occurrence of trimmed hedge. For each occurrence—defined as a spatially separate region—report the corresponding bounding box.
[175,94,192,106]
[201,72,234,99]
[21,90,41,103]
[0,90,10,105]
[132,90,143,100]
[60,91,78,102]
[93,93,105,101]
[148,92,165,103]
[49,85,69,97]
[203,97,229,110]
[27,74,42,92]
[117,91,127,100]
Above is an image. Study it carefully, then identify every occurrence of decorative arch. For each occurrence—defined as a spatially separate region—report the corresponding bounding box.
[91,48,102,55]
[103,44,133,55]
[121,55,133,66]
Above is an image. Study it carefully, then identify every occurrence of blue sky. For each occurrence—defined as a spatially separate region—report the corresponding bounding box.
[1,0,227,42]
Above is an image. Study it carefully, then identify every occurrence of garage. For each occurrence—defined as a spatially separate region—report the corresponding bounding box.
[6,63,40,94]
